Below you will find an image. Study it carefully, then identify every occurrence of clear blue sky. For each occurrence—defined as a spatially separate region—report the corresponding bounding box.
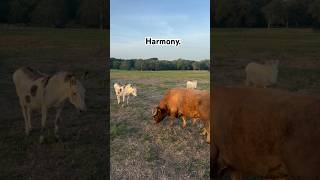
[111,0,210,60]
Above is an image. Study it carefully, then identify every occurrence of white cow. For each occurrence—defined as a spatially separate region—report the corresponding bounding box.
[113,82,124,104]
[186,80,197,89]
[13,67,87,143]
[245,60,279,88]
[122,84,137,105]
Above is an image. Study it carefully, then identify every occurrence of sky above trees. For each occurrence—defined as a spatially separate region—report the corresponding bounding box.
[110,0,210,61]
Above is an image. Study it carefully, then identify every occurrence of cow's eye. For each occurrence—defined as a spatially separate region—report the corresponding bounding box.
[73,92,77,95]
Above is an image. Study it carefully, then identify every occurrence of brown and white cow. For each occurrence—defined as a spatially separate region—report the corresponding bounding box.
[211,86,320,180]
[113,82,124,104]
[152,88,210,142]
[13,67,87,143]
[122,84,137,105]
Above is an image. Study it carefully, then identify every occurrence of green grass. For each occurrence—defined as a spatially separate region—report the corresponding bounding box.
[111,70,209,79]
[279,67,320,91]
[110,122,138,140]
[212,28,320,60]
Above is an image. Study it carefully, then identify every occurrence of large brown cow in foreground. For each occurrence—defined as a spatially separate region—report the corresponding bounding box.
[211,86,320,180]
[152,88,210,142]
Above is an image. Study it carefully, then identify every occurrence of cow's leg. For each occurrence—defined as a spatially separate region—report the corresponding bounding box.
[26,107,32,132]
[54,103,64,138]
[206,132,210,143]
[20,103,29,135]
[181,116,187,129]
[204,121,210,143]
[40,106,47,143]
[192,118,199,125]
[116,95,120,104]
[201,128,207,136]
[245,76,250,86]
[122,94,126,107]
[122,94,125,103]
[169,118,174,127]
[126,95,129,105]
[230,171,243,180]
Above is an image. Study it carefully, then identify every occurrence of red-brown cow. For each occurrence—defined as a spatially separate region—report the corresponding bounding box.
[211,86,320,180]
[152,88,210,142]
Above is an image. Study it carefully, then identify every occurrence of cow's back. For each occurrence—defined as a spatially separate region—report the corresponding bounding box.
[13,67,48,109]
[212,86,320,179]
[161,88,185,114]
[13,68,35,94]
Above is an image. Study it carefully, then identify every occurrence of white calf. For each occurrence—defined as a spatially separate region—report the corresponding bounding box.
[245,60,279,87]
[122,84,137,105]
[186,80,197,89]
[13,67,87,143]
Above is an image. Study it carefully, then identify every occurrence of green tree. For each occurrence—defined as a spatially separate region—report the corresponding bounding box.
[263,0,289,28]
[30,0,67,26]
[308,0,320,27]
[78,0,101,27]
[0,0,9,23]
[9,0,37,24]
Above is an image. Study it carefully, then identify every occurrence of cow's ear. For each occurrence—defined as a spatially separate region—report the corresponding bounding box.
[65,73,76,85]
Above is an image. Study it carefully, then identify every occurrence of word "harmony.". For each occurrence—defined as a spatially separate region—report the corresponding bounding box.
[145,37,182,46]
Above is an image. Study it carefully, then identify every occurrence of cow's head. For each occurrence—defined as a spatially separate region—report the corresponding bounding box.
[127,84,137,96]
[152,105,167,123]
[67,75,87,112]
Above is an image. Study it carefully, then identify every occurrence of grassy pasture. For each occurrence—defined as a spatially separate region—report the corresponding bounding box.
[110,70,210,179]
[213,28,320,95]
[212,28,320,180]
[212,28,320,61]
[0,27,108,179]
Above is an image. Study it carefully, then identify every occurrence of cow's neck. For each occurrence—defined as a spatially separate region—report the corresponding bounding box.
[43,74,70,108]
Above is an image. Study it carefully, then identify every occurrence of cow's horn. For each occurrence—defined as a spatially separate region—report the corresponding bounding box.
[152,106,157,116]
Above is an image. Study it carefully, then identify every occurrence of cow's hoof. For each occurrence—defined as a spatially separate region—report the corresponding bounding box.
[206,136,210,144]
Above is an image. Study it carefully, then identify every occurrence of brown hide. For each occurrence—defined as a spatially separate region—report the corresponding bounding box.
[211,86,320,179]
[154,88,210,136]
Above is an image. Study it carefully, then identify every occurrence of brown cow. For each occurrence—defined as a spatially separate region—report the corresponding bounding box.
[152,88,210,142]
[211,86,320,180]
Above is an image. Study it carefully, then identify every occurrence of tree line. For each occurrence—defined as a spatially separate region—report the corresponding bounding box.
[110,58,210,71]
[0,0,109,28]
[213,0,320,28]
